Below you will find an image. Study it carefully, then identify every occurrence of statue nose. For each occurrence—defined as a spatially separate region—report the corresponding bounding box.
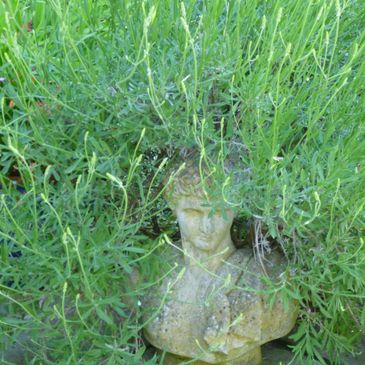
[201,215,213,234]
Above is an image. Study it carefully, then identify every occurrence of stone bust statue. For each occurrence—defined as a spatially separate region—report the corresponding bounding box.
[143,163,298,364]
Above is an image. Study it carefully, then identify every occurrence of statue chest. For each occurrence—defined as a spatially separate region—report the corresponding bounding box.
[144,269,215,359]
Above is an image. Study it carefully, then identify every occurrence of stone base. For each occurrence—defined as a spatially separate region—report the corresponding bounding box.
[159,347,262,365]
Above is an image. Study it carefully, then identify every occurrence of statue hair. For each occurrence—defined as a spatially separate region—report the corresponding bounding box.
[164,163,208,211]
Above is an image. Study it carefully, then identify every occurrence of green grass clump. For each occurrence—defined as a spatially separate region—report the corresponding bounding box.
[0,0,364,364]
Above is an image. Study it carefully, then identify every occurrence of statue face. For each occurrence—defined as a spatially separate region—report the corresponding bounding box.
[175,197,234,252]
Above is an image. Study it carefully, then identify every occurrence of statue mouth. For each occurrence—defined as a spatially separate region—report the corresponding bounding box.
[192,237,216,250]
[197,234,211,241]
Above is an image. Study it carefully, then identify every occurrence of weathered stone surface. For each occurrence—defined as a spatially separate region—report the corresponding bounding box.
[142,164,299,364]
[340,337,365,365]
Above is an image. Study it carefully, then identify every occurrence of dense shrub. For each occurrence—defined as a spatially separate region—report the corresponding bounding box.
[0,1,364,364]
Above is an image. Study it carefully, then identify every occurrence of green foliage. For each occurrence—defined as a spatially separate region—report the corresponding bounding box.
[0,0,364,364]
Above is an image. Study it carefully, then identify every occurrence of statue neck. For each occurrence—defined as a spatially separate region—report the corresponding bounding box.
[181,236,235,273]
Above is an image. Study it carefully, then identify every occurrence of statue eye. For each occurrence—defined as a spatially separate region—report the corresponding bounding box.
[214,209,228,220]
[185,208,201,215]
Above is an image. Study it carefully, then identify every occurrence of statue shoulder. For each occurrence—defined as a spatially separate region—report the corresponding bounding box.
[214,248,255,292]
[219,247,255,275]
[226,247,253,266]
[217,247,288,301]
[227,247,288,279]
